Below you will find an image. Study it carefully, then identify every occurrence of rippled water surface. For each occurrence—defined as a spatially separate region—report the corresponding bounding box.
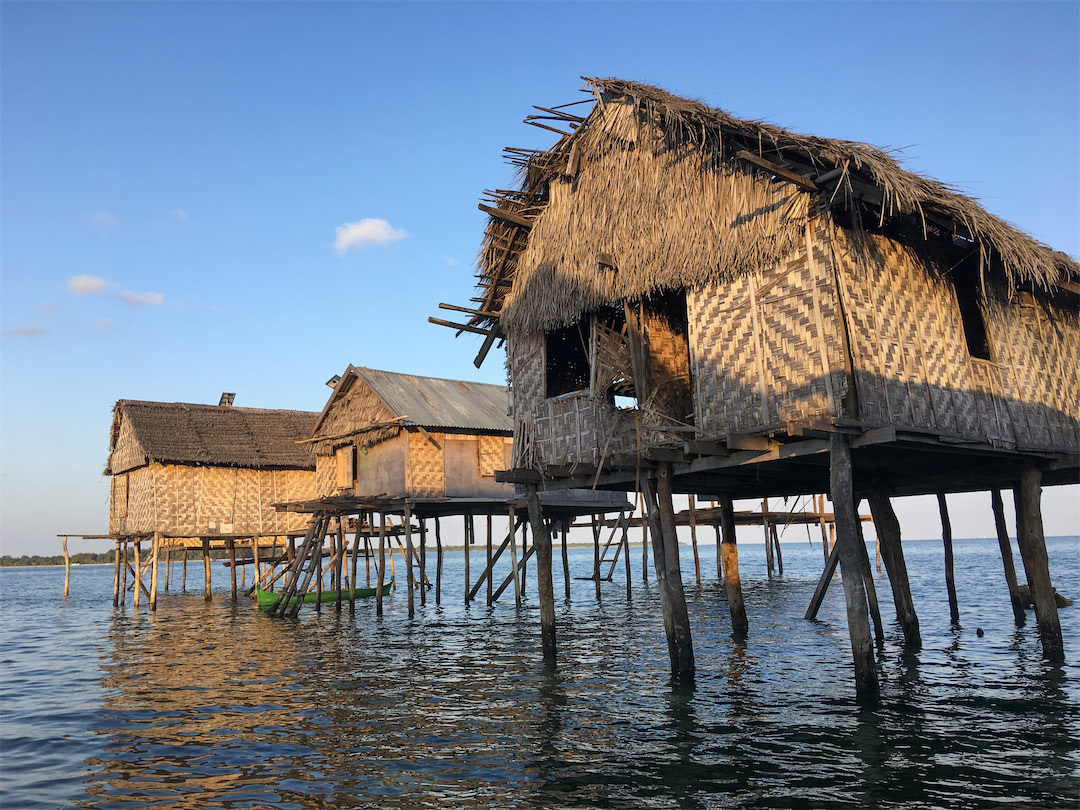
[2,537,1078,808]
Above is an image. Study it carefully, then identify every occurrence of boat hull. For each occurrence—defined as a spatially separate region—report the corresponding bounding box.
[256,578,393,610]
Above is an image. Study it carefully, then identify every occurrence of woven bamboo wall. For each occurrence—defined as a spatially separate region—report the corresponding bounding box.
[311,378,396,457]
[107,410,148,475]
[690,217,848,435]
[407,430,445,498]
[110,463,314,536]
[829,225,1078,451]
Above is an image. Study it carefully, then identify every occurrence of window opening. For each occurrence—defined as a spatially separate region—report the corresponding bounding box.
[951,257,992,360]
[545,321,591,397]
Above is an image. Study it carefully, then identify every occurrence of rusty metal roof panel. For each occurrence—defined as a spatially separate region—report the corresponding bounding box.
[352,367,511,433]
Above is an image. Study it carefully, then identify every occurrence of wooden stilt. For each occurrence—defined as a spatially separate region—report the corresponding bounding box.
[592,514,601,600]
[377,513,386,617]
[63,536,70,597]
[112,540,121,607]
[525,484,557,658]
[486,512,494,607]
[874,537,882,573]
[228,539,237,601]
[688,495,701,584]
[508,507,521,606]
[405,505,416,618]
[854,510,883,643]
[181,547,188,592]
[435,517,443,605]
[561,522,570,601]
[770,522,784,576]
[818,494,830,563]
[938,493,960,625]
[201,537,212,601]
[521,518,528,583]
[715,519,723,580]
[163,545,170,592]
[991,490,1025,625]
[719,495,748,637]
[133,541,142,609]
[622,518,632,599]
[642,491,649,582]
[289,518,327,618]
[464,514,471,607]
[651,463,695,680]
[121,541,128,606]
[314,529,324,613]
[419,518,427,607]
[350,521,361,613]
[1014,467,1064,663]
[762,499,774,578]
[267,516,320,616]
[829,435,878,699]
[805,541,841,620]
[149,532,160,611]
[868,492,920,646]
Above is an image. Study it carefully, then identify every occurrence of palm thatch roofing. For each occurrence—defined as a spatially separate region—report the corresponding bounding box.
[106,400,318,475]
[471,77,1078,335]
[311,366,512,441]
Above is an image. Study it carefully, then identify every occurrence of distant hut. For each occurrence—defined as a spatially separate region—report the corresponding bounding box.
[308,366,515,502]
[105,398,318,605]
[441,78,1079,695]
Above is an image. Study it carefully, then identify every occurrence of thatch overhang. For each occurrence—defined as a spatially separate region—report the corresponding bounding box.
[106,400,319,475]
[308,366,512,454]
[469,77,1079,336]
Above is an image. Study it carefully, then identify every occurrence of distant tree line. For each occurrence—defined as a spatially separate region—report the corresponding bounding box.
[1,548,235,567]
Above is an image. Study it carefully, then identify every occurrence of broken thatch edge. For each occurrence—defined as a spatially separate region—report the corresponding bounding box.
[106,400,319,475]
[473,77,1078,334]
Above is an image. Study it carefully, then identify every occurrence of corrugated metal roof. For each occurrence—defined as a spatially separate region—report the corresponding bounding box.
[352,367,511,433]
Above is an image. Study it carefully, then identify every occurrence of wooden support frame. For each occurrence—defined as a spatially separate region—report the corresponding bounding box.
[991,490,1025,625]
[525,484,557,658]
[868,492,920,646]
[719,495,748,637]
[1014,468,1064,663]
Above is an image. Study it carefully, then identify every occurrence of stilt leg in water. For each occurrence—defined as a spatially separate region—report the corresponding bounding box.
[525,485,556,658]
[1014,468,1064,663]
[991,490,1025,625]
[938,493,960,625]
[868,492,920,646]
[719,495,748,637]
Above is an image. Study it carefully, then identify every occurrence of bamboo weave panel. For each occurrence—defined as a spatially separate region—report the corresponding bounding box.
[409,430,445,498]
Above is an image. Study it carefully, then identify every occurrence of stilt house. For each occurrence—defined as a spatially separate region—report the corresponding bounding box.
[437,77,1078,692]
[106,399,318,538]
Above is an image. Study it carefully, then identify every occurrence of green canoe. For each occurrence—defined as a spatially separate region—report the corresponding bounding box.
[256,577,394,610]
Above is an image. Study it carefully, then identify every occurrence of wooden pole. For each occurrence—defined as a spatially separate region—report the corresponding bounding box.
[938,493,960,625]
[868,492,920,646]
[419,518,427,607]
[829,434,878,699]
[651,463,695,680]
[818,494,830,563]
[405,504,416,618]
[350,522,361,612]
[435,517,443,605]
[464,514,471,607]
[376,513,386,617]
[133,540,141,609]
[120,541,128,606]
[854,509,883,643]
[592,514,601,600]
[112,540,121,607]
[201,537,212,601]
[288,517,326,618]
[762,499,774,578]
[181,547,188,592]
[525,484,556,658]
[805,541,841,620]
[770,522,784,576]
[508,506,521,606]
[228,539,237,601]
[642,492,649,582]
[991,489,1025,625]
[688,495,701,584]
[252,536,262,595]
[149,532,160,611]
[486,512,494,607]
[163,545,171,592]
[62,536,71,597]
[622,518,632,599]
[560,522,570,601]
[718,495,748,637]
[1014,467,1064,663]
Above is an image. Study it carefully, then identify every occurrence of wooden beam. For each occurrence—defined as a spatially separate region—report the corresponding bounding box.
[478,202,533,229]
[438,302,502,319]
[736,150,818,192]
[427,317,500,337]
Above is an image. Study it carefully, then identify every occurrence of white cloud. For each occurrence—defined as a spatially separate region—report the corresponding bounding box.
[119,290,164,306]
[92,211,118,229]
[2,326,46,338]
[66,274,108,295]
[443,256,460,266]
[93,318,113,333]
[174,208,189,222]
[334,218,408,255]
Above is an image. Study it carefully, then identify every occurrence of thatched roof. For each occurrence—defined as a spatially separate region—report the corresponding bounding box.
[472,77,1078,334]
[106,400,318,475]
[311,366,511,444]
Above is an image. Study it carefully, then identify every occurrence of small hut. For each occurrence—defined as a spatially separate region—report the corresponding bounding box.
[308,366,515,502]
[107,398,318,538]
[439,78,1079,695]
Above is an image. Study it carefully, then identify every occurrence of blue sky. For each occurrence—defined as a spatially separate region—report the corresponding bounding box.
[1,1,1077,556]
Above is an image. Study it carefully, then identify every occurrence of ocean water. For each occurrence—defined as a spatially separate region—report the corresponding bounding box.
[1,536,1077,809]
